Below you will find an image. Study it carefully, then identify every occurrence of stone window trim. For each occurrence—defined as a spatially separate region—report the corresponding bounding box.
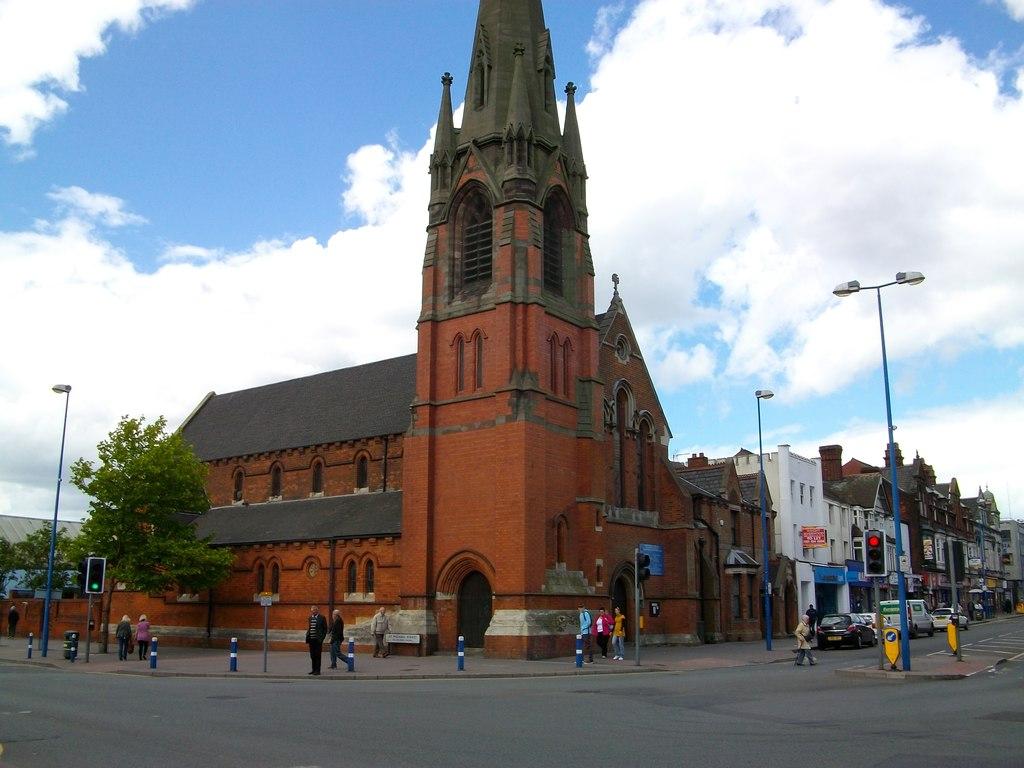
[232,467,245,504]
[451,184,494,297]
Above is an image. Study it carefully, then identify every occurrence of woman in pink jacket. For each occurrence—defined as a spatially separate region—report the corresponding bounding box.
[135,614,152,661]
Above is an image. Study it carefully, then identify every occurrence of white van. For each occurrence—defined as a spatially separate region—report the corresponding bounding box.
[880,599,935,638]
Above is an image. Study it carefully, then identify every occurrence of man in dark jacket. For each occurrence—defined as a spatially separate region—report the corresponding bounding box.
[328,609,345,669]
[805,605,818,643]
[305,605,328,675]
[7,604,19,638]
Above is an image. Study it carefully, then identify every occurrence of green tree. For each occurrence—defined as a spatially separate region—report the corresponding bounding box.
[0,538,18,596]
[70,415,233,650]
[12,523,78,592]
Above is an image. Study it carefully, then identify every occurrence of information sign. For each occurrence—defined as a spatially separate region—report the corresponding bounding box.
[639,543,664,576]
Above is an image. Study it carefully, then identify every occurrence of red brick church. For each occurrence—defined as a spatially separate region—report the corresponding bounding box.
[113,0,775,658]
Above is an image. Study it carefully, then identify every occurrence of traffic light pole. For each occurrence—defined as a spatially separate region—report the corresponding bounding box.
[874,579,884,671]
[85,592,93,663]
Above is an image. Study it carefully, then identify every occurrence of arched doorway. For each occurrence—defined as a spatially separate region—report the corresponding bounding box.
[458,571,493,648]
[612,575,630,640]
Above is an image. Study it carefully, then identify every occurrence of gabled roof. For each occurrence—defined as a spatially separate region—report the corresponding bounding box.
[823,475,880,509]
[181,354,416,461]
[737,473,765,507]
[193,491,403,546]
[724,548,759,569]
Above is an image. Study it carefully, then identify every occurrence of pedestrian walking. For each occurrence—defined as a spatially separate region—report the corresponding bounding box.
[305,605,327,675]
[611,606,626,660]
[370,606,390,658]
[794,614,817,667]
[115,615,132,661]
[328,609,345,669]
[805,604,817,635]
[7,604,19,638]
[135,614,151,661]
[578,603,593,663]
[595,606,612,659]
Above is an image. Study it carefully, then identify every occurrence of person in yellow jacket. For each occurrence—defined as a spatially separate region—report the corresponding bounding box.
[794,614,817,666]
[611,605,626,660]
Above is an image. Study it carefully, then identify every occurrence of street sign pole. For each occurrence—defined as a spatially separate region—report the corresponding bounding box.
[874,579,884,671]
[259,592,273,673]
[634,548,641,667]
[85,592,93,663]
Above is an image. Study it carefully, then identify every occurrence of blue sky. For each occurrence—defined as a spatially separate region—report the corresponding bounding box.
[2,0,1023,522]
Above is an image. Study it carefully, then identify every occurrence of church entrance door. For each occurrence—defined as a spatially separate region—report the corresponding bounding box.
[458,571,492,648]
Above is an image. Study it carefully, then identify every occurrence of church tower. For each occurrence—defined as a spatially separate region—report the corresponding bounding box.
[401,0,601,658]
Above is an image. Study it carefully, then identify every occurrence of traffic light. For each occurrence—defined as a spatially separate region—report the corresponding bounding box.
[636,551,651,582]
[85,557,106,594]
[864,530,886,576]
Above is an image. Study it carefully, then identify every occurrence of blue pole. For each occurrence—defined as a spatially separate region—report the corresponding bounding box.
[876,288,911,671]
[230,637,238,672]
[27,632,33,659]
[575,633,583,668]
[346,637,354,672]
[757,395,772,651]
[457,635,465,671]
[149,637,158,669]
[41,386,71,658]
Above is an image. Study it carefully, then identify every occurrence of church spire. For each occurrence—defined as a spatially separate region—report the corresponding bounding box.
[429,72,456,211]
[459,0,560,150]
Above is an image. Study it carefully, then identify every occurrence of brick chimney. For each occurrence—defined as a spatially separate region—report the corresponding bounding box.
[819,445,843,482]
[687,452,709,468]
[882,442,904,468]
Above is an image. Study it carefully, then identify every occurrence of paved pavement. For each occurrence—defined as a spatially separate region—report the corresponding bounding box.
[0,617,1015,681]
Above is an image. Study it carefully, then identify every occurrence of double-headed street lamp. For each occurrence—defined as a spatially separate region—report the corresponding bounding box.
[755,389,774,651]
[41,384,72,658]
[833,271,924,671]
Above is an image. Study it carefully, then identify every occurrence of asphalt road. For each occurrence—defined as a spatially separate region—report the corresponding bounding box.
[2,621,1021,768]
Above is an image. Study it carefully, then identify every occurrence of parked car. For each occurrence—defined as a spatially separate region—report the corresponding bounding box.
[816,613,878,649]
[932,607,969,630]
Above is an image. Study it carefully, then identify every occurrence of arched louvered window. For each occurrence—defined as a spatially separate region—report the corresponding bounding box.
[460,191,492,290]
[543,194,568,295]
[270,563,280,594]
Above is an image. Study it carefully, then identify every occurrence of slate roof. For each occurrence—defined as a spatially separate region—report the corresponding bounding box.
[193,492,403,546]
[823,475,880,509]
[674,465,726,497]
[737,474,762,506]
[181,354,416,461]
[724,548,760,569]
[0,514,82,544]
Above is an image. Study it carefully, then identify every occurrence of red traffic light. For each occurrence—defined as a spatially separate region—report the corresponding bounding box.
[867,534,881,547]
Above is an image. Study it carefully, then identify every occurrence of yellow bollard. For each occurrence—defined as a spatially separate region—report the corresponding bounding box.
[946,621,958,655]
[882,627,900,670]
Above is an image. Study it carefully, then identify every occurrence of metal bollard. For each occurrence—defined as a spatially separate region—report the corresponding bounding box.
[575,634,583,668]
[457,635,465,671]
[346,637,355,673]
[27,632,33,659]
[230,637,238,672]
[149,637,158,669]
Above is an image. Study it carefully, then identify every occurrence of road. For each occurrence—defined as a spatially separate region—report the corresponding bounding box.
[1,621,1021,768]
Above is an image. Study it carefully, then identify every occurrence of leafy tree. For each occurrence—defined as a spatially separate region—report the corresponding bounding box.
[70,415,233,650]
[0,538,17,596]
[12,523,78,592]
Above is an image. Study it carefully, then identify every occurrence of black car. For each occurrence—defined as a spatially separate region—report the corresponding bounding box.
[815,613,877,649]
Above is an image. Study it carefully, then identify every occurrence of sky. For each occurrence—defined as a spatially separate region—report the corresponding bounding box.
[2,0,1023,524]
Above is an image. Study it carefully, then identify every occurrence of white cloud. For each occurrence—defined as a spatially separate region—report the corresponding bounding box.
[0,0,194,146]
[792,391,1024,520]
[0,139,429,519]
[579,0,1024,400]
[1002,0,1024,22]
[47,186,147,227]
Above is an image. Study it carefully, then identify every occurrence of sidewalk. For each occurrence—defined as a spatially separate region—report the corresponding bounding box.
[0,636,794,680]
[1,627,1011,681]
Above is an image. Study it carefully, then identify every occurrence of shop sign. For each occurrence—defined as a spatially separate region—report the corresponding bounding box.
[922,537,935,563]
[801,526,828,549]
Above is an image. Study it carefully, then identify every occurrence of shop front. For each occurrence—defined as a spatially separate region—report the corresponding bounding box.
[813,565,848,615]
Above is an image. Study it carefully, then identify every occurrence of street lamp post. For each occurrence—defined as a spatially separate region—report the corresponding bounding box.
[41,384,72,658]
[756,389,774,651]
[833,271,924,671]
